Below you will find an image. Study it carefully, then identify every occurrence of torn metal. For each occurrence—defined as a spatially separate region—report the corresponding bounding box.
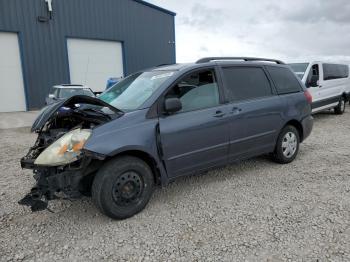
[19,95,121,211]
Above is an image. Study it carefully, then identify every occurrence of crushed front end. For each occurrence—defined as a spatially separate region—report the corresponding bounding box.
[19,155,94,211]
[19,95,121,212]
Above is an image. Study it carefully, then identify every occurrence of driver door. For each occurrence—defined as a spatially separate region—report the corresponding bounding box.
[305,63,321,110]
[158,68,231,178]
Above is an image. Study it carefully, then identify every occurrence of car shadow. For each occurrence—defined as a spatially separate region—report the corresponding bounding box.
[48,155,273,222]
[312,110,339,120]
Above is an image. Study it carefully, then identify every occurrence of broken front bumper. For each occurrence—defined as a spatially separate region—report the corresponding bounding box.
[19,155,96,212]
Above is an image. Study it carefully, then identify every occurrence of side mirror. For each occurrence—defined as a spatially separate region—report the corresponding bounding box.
[48,94,56,99]
[164,98,182,113]
[307,75,319,87]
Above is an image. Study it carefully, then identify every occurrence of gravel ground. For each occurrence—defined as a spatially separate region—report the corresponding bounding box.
[0,110,349,261]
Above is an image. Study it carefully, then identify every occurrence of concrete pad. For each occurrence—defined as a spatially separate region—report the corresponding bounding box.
[0,111,39,129]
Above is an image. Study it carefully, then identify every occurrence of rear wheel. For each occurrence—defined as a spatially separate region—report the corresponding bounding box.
[92,156,154,219]
[271,125,300,164]
[334,96,346,115]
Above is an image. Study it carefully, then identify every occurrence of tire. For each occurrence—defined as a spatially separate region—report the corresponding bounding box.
[334,96,346,115]
[271,125,300,164]
[92,156,154,219]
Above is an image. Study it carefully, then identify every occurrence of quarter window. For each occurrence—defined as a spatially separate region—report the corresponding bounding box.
[266,66,303,94]
[165,69,220,112]
[222,67,272,102]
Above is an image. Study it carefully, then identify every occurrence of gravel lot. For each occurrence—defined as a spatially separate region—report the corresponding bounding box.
[0,111,349,261]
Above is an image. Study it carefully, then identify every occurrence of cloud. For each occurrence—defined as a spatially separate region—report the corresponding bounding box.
[280,0,350,24]
[147,0,350,63]
[179,4,227,32]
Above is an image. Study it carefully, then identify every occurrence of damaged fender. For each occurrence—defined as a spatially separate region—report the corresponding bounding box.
[19,95,122,211]
[84,109,168,184]
[19,95,167,212]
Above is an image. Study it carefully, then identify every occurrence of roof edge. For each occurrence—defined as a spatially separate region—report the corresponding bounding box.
[132,0,176,16]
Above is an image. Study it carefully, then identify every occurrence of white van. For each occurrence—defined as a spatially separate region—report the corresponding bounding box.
[288,62,350,114]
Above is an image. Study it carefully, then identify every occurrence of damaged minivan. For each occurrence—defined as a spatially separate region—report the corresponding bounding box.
[20,57,313,219]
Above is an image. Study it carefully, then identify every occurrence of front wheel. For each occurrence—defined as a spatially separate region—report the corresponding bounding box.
[271,125,300,164]
[334,96,346,115]
[92,156,154,219]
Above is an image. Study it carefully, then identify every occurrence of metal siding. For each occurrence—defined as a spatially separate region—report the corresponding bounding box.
[0,0,175,109]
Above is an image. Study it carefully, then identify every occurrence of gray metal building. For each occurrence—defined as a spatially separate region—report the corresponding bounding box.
[0,0,176,112]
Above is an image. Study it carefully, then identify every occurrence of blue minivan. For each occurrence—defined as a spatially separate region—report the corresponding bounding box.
[20,57,313,219]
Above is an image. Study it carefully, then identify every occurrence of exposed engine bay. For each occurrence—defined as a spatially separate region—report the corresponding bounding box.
[19,95,122,212]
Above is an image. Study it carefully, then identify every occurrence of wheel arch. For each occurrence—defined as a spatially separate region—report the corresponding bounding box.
[284,119,304,142]
[341,92,348,101]
[106,149,165,186]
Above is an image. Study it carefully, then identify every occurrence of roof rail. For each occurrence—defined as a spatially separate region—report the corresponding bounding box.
[196,57,285,64]
[156,63,173,67]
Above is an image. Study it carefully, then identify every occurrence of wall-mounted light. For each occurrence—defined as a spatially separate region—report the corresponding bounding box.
[38,16,49,23]
[37,0,53,22]
[45,0,53,12]
[45,0,53,19]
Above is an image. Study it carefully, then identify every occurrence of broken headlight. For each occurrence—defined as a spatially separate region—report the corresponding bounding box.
[34,129,92,166]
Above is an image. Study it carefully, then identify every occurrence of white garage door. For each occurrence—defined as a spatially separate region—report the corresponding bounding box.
[67,38,124,92]
[0,32,26,112]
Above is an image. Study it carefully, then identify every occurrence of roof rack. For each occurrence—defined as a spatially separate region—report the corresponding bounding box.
[156,63,172,67]
[196,57,285,64]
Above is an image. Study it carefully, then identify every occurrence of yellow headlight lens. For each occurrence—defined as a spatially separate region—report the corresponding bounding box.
[34,129,91,166]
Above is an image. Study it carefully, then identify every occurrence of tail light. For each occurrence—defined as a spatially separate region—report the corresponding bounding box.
[304,90,312,104]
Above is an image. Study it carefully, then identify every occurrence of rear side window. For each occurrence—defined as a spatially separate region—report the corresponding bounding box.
[266,66,303,95]
[222,67,272,102]
[323,64,349,80]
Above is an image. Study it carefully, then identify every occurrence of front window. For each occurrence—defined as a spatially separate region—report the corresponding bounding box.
[165,69,220,112]
[288,63,309,79]
[99,71,175,111]
[305,64,319,88]
[59,88,94,98]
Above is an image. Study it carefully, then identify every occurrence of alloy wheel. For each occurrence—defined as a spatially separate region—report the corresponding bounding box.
[282,132,297,158]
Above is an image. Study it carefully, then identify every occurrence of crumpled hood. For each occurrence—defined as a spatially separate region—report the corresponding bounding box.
[31,95,120,132]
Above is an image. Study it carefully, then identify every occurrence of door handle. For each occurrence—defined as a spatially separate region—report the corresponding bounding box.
[213,110,225,118]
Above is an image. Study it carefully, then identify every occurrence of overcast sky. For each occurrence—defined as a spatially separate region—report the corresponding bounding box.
[147,0,350,64]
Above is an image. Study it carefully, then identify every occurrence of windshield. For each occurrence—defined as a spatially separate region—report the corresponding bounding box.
[58,88,94,98]
[288,63,309,79]
[99,70,175,111]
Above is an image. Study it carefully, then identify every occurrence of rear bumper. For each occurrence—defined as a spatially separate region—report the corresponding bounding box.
[301,115,313,142]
